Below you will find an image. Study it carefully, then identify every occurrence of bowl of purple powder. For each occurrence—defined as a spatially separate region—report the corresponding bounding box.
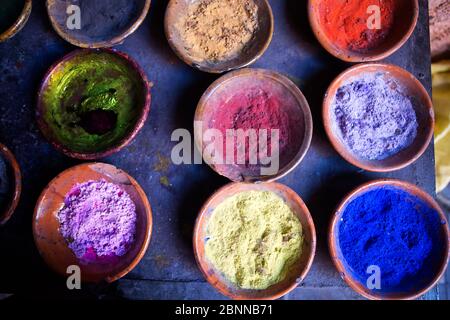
[0,143,21,225]
[323,63,434,172]
[329,179,449,300]
[33,163,152,283]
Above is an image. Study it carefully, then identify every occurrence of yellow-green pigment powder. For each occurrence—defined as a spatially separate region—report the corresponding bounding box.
[205,190,303,290]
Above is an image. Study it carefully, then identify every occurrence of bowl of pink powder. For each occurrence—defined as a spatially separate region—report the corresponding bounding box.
[33,163,152,283]
[323,63,434,172]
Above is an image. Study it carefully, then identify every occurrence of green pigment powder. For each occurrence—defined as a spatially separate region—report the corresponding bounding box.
[41,51,145,153]
[205,190,303,290]
[0,0,25,34]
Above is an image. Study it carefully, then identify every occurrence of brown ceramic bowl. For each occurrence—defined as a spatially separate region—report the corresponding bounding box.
[0,143,22,225]
[329,179,449,300]
[46,0,151,48]
[33,162,152,283]
[0,0,32,42]
[308,0,418,62]
[194,182,316,300]
[323,63,434,172]
[165,0,273,73]
[36,48,151,160]
[194,68,313,182]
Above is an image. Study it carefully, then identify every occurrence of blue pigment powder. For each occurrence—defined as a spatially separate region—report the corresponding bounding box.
[338,186,446,292]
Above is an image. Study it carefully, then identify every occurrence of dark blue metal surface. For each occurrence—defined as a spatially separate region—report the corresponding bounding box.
[0,0,438,299]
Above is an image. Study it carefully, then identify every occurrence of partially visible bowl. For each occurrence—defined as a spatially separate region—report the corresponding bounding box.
[0,0,32,42]
[194,182,316,300]
[37,48,151,160]
[323,63,434,172]
[165,0,273,73]
[308,0,418,62]
[33,162,152,283]
[0,143,22,225]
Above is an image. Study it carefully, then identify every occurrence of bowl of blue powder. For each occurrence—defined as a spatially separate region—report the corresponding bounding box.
[323,63,434,172]
[0,143,21,225]
[329,179,449,300]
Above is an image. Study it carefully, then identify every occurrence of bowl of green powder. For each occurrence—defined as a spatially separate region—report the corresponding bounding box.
[37,49,151,159]
[33,163,153,283]
[323,63,434,172]
[0,0,32,42]
[194,182,316,300]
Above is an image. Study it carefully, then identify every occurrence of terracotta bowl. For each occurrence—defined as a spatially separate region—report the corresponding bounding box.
[0,143,22,225]
[46,0,151,48]
[165,0,273,73]
[36,48,151,160]
[194,68,313,182]
[323,63,434,172]
[194,182,316,300]
[329,179,449,300]
[33,163,152,283]
[0,0,32,42]
[308,0,418,62]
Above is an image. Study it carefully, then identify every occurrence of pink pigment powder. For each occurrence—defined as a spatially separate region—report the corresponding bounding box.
[57,179,137,263]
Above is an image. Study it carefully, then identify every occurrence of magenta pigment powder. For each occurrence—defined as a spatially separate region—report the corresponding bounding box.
[58,179,137,263]
[332,73,418,160]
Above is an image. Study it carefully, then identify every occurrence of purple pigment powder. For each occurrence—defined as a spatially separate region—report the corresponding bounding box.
[332,73,418,160]
[57,179,137,263]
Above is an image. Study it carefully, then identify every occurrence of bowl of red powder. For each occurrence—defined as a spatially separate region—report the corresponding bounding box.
[323,63,434,172]
[33,163,152,283]
[308,0,419,62]
[194,68,313,182]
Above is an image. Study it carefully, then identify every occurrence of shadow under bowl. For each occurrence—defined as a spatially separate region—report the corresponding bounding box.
[0,0,32,42]
[194,68,313,182]
[33,162,152,283]
[165,0,273,73]
[323,63,434,172]
[46,0,151,48]
[329,179,449,300]
[308,0,418,62]
[36,48,151,160]
[0,143,22,225]
[194,182,316,300]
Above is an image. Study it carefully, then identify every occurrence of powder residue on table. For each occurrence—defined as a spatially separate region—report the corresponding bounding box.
[176,0,259,62]
[338,187,445,291]
[58,179,137,263]
[317,0,395,52]
[0,0,25,34]
[332,73,418,160]
[205,190,303,290]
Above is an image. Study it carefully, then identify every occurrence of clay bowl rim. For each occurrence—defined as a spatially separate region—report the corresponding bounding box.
[0,0,32,42]
[46,0,151,48]
[194,68,313,183]
[329,179,450,300]
[307,0,419,62]
[0,143,22,226]
[32,162,153,283]
[193,181,317,300]
[36,48,151,160]
[164,0,274,74]
[322,63,434,172]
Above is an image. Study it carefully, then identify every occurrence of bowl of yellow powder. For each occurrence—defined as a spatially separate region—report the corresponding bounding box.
[194,182,316,299]
[165,0,274,73]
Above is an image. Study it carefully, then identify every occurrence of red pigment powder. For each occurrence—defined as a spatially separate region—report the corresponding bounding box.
[206,86,303,179]
[317,0,396,52]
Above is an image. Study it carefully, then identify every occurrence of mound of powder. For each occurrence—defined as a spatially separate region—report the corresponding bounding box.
[332,74,418,160]
[58,179,137,263]
[177,0,259,62]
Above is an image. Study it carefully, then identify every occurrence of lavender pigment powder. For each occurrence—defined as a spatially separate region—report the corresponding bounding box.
[332,73,418,160]
[58,179,137,262]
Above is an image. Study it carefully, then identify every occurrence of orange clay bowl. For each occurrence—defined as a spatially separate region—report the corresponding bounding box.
[308,0,418,62]
[46,0,151,48]
[0,0,32,42]
[194,68,313,182]
[329,179,449,300]
[33,163,152,283]
[165,0,274,73]
[323,63,434,172]
[194,182,316,300]
[0,143,22,225]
